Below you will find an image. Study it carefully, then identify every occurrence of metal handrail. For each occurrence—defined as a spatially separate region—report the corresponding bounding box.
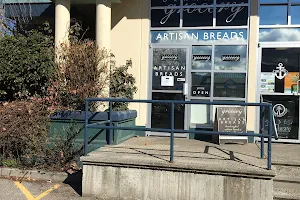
[84,98,274,170]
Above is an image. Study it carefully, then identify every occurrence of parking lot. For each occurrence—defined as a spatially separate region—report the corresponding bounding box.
[0,178,97,200]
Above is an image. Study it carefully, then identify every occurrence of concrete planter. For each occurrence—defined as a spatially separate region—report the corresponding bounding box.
[50,110,137,153]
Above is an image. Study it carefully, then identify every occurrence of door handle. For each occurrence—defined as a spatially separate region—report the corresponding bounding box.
[183,83,188,96]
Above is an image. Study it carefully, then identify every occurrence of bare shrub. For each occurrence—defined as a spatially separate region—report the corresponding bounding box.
[0,98,83,171]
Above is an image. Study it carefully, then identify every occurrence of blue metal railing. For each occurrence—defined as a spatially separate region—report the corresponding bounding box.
[84,98,274,170]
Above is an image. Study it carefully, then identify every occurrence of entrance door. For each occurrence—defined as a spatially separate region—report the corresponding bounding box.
[148,46,189,137]
[259,47,300,142]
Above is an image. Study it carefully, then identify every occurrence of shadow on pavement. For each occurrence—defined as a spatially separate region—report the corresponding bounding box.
[63,170,82,196]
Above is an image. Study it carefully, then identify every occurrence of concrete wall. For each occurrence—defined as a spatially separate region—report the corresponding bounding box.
[111,0,150,126]
[83,165,273,200]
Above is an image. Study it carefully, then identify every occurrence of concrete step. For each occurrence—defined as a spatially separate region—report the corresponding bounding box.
[274,188,300,200]
[273,165,300,200]
[274,180,300,191]
[274,165,300,182]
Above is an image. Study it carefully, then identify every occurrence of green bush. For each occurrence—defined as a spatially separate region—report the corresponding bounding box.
[110,59,138,111]
[0,29,55,100]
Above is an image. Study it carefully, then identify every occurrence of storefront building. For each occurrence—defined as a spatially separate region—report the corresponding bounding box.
[3,0,300,143]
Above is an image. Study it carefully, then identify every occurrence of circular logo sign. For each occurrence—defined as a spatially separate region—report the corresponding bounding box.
[273,104,288,118]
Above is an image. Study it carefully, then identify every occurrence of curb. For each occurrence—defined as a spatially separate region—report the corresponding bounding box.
[0,167,69,182]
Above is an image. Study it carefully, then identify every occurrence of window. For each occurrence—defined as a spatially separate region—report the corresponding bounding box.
[151,9,180,27]
[260,5,288,25]
[191,45,247,99]
[291,5,300,24]
[192,46,212,70]
[214,45,247,70]
[216,6,248,26]
[4,3,55,34]
[191,72,211,97]
[214,73,246,98]
[190,100,211,125]
[150,0,249,28]
[260,0,300,25]
[183,8,213,27]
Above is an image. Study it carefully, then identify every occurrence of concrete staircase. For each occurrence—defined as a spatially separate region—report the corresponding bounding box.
[273,164,300,200]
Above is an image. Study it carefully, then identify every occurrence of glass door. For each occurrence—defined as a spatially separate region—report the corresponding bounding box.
[148,46,189,137]
[259,47,300,142]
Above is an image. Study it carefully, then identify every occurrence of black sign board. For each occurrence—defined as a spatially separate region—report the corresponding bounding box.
[262,97,299,140]
[191,86,210,97]
[193,55,211,61]
[216,107,246,133]
[222,55,240,61]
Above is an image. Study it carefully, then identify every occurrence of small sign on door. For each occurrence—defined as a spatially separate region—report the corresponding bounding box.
[161,76,174,87]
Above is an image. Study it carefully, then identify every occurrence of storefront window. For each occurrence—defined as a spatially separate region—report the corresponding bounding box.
[259,0,300,42]
[259,0,300,26]
[151,9,180,27]
[259,28,300,42]
[190,101,211,125]
[260,6,288,25]
[291,6,300,24]
[214,73,246,98]
[183,8,213,27]
[192,46,212,70]
[216,6,248,26]
[262,95,299,140]
[191,73,211,97]
[214,45,247,70]
[4,2,55,34]
[260,48,300,94]
[150,0,249,128]
[151,0,249,28]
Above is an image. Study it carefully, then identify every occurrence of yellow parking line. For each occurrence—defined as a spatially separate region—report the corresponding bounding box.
[35,184,60,200]
[14,181,60,200]
[14,181,35,200]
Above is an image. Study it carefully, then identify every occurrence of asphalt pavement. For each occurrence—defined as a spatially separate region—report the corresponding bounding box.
[0,178,97,200]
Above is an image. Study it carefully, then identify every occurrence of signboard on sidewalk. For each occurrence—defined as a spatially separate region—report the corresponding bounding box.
[213,106,248,144]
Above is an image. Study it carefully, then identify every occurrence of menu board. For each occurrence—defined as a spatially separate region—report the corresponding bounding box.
[260,72,275,93]
[213,106,248,144]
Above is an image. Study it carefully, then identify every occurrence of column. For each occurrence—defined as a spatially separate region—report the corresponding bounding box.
[96,0,111,50]
[55,0,70,49]
[246,0,260,139]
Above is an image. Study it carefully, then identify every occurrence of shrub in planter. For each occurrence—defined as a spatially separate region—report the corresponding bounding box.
[53,22,137,111]
[53,22,111,111]
[110,59,137,111]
